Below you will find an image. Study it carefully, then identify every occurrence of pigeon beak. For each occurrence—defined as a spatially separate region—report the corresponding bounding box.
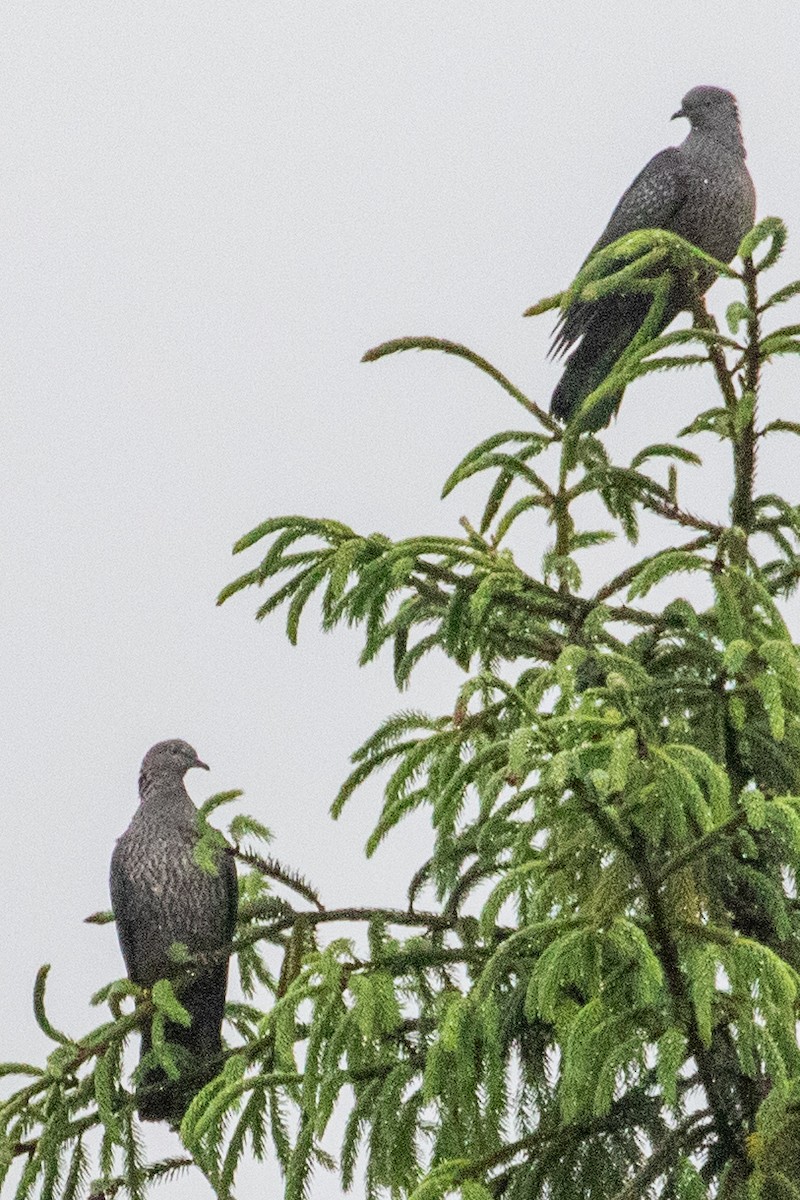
[671,106,685,121]
[194,758,210,771]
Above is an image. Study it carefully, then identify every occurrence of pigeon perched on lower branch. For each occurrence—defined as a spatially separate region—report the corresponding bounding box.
[110,739,238,1123]
[550,85,756,430]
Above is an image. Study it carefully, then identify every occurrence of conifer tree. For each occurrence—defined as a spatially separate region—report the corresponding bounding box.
[3,219,800,1199]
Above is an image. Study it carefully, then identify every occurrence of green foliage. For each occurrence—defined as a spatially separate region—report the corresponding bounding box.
[6,218,800,1197]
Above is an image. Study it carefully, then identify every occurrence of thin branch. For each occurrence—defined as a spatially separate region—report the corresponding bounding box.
[654,809,750,886]
[362,336,559,429]
[608,1112,713,1200]
[689,295,738,410]
[594,533,717,604]
[233,847,325,911]
[88,1157,194,1200]
[730,257,760,536]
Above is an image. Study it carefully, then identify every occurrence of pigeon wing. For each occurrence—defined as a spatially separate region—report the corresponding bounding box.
[552,147,689,357]
[109,837,139,980]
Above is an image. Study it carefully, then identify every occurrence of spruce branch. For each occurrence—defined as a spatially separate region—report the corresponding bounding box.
[632,830,747,1170]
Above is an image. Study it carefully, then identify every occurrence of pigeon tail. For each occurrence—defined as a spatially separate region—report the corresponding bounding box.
[135,966,229,1124]
[550,293,657,428]
[550,361,624,431]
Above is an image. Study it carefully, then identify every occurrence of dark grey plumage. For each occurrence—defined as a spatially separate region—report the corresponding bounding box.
[110,739,237,1123]
[550,85,756,429]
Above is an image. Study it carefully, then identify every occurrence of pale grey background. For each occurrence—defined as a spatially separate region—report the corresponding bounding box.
[2,2,799,1195]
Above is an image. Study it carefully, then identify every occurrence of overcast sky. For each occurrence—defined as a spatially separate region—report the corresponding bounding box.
[3,2,800,1196]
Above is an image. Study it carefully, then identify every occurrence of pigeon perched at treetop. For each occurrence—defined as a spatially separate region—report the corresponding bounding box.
[110,739,237,1124]
[549,85,756,429]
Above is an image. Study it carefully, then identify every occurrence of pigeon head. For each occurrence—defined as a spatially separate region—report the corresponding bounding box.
[139,739,210,785]
[672,86,740,132]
